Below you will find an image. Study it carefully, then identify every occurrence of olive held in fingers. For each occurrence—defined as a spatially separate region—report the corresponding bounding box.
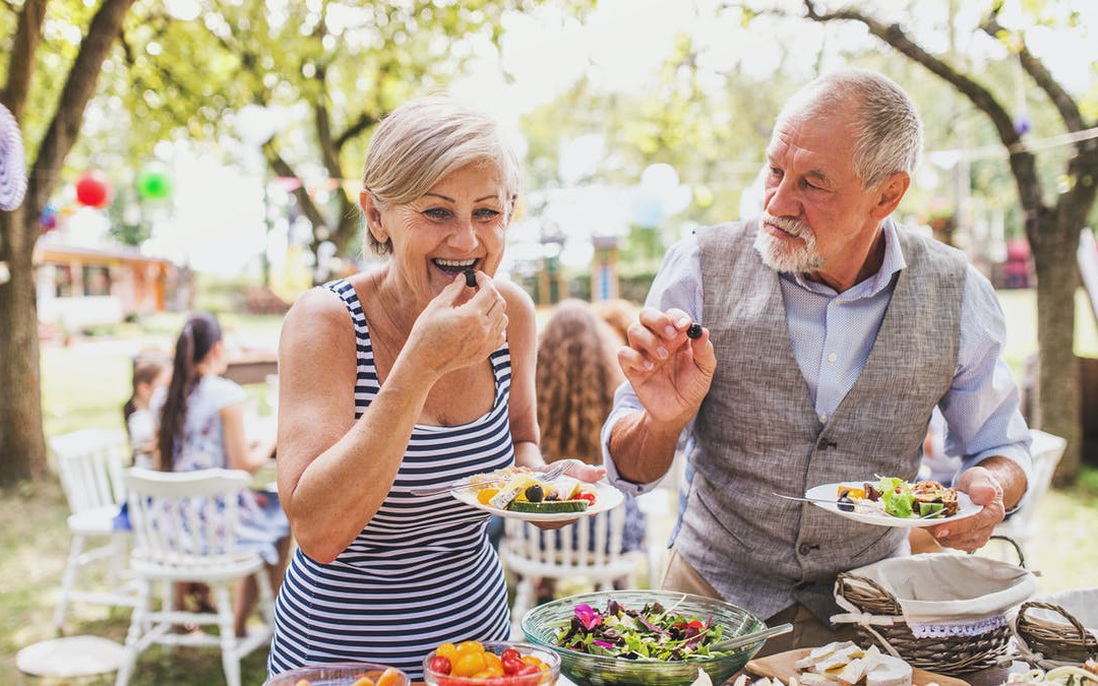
[464,269,477,288]
[686,322,703,339]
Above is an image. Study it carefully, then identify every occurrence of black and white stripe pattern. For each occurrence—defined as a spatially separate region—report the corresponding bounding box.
[268,279,514,679]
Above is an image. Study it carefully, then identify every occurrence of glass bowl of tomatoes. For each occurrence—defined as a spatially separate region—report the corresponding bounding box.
[423,640,560,685]
[264,662,409,686]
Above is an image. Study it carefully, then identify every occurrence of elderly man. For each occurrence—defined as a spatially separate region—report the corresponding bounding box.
[602,68,1031,653]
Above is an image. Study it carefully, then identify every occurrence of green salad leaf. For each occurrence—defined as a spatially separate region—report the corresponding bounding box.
[552,599,733,661]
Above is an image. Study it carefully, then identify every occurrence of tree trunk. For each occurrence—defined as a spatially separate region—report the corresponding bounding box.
[0,206,48,485]
[1029,208,1083,483]
[0,0,138,486]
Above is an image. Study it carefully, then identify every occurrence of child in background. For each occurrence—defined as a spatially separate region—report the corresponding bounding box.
[156,312,289,637]
[123,355,171,469]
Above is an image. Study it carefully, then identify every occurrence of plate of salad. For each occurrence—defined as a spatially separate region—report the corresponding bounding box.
[806,476,980,528]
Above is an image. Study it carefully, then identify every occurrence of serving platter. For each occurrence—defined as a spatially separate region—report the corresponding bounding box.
[747,647,970,686]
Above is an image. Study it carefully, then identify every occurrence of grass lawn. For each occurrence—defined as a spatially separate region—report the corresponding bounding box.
[2,290,1097,685]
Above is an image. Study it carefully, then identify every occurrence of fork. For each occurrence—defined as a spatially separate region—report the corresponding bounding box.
[409,458,579,497]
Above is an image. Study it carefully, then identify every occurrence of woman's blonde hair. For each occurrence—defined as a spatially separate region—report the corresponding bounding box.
[536,299,624,465]
[361,95,521,256]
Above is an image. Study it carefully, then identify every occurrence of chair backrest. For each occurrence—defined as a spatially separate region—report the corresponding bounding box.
[50,428,131,514]
[1017,429,1068,521]
[123,468,254,568]
[503,505,629,573]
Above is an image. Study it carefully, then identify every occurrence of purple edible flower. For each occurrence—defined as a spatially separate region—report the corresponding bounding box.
[593,640,615,650]
[575,603,602,630]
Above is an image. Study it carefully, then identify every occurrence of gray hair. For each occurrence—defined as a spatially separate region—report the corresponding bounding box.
[361,95,521,256]
[776,68,923,188]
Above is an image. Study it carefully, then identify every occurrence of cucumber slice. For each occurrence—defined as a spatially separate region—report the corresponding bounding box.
[507,500,589,513]
[918,501,945,518]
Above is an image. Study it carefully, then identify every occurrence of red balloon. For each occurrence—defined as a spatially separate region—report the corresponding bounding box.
[75,170,112,208]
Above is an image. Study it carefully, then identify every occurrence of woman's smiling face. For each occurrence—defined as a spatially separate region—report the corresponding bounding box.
[370,161,510,302]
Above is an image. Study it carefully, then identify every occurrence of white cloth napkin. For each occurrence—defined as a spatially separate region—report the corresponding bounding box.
[833,552,1038,637]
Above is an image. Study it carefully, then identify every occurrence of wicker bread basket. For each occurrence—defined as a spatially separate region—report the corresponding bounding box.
[1012,589,1098,669]
[834,572,1014,674]
[832,542,1036,675]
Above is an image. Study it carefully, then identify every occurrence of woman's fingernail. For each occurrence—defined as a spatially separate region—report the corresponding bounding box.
[664,326,677,338]
[937,529,950,538]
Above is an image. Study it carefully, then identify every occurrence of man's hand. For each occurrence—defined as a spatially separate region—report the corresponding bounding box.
[617,307,716,427]
[930,466,1005,552]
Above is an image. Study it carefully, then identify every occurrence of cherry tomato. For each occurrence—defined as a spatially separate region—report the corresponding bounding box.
[500,648,522,664]
[349,677,375,686]
[428,655,452,675]
[516,663,541,676]
[573,490,597,506]
[452,651,488,678]
[436,642,458,662]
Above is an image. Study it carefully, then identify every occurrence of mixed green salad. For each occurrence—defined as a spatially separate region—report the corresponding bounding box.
[551,598,734,661]
[870,475,956,519]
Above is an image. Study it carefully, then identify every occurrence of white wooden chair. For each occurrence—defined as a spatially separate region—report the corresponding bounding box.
[114,468,275,686]
[990,429,1068,561]
[50,428,138,630]
[501,504,642,635]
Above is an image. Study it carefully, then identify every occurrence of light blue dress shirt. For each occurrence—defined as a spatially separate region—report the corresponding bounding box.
[602,219,1032,495]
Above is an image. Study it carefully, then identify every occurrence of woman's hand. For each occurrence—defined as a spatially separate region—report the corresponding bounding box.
[406,271,509,379]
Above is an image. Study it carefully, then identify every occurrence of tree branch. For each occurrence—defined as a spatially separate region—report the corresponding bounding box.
[335,112,380,150]
[265,147,331,240]
[1,0,46,120]
[29,0,138,210]
[799,0,1043,213]
[980,11,1084,132]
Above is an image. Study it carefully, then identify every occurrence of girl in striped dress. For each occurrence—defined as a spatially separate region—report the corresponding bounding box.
[267,96,602,680]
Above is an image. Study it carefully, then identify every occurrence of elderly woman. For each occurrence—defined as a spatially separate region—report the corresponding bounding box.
[268,96,601,679]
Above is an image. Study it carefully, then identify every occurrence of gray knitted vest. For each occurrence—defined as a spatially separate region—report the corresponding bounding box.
[677,219,967,621]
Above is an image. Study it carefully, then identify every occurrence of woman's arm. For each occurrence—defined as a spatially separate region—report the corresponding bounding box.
[499,280,543,470]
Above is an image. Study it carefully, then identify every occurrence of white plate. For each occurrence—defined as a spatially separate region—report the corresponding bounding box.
[454,479,624,522]
[805,481,980,528]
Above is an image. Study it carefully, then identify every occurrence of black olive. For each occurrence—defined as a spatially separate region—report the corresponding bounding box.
[464,269,477,288]
[686,323,703,339]
[837,495,855,512]
[524,484,545,502]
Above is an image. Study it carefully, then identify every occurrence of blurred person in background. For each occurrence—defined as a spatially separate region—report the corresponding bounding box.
[155,311,290,636]
[123,354,171,469]
[532,298,647,601]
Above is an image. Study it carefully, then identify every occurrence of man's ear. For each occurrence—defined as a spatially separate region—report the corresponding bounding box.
[870,172,911,219]
[360,190,388,243]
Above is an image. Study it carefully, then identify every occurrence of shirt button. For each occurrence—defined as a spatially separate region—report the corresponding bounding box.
[819,414,828,423]
[798,544,812,555]
[827,352,837,363]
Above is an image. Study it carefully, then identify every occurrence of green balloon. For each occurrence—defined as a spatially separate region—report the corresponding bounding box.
[137,168,173,200]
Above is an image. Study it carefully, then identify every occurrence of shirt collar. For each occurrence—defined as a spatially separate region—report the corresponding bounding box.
[785,218,907,299]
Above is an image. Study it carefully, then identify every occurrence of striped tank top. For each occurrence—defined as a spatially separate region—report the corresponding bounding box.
[268,279,513,679]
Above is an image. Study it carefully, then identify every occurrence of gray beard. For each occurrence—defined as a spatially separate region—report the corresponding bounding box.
[753,216,825,273]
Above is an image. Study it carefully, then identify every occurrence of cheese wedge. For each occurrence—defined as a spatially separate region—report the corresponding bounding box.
[864,655,911,686]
